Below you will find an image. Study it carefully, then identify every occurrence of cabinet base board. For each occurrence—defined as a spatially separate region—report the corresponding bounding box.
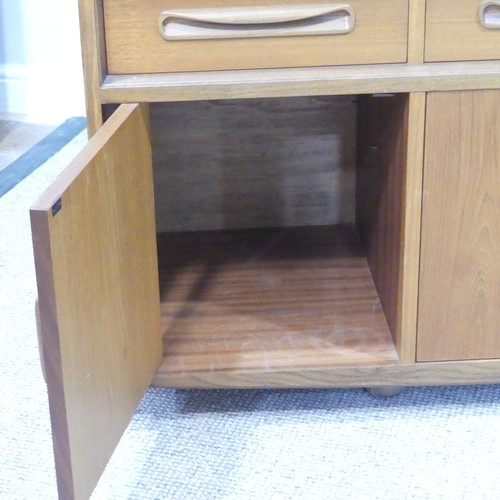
[152,359,500,389]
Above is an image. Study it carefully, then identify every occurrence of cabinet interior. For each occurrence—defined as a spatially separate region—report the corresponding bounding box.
[149,93,409,384]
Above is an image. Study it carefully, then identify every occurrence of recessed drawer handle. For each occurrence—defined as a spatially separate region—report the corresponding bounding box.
[479,1,500,29]
[158,4,355,41]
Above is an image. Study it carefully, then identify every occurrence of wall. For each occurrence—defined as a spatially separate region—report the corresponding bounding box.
[0,0,85,123]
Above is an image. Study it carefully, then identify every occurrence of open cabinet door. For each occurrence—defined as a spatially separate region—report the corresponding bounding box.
[31,104,162,500]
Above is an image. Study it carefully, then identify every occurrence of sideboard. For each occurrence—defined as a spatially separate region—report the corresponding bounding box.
[31,1,500,498]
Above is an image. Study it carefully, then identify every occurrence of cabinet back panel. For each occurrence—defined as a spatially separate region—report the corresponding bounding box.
[151,96,356,232]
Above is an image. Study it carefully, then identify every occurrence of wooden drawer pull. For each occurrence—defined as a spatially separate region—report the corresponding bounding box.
[479,1,500,29]
[158,4,355,41]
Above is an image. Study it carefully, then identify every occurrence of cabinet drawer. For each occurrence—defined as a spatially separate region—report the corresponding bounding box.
[425,0,500,62]
[103,0,409,74]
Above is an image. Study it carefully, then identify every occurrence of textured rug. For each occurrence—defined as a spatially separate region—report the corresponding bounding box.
[1,131,500,500]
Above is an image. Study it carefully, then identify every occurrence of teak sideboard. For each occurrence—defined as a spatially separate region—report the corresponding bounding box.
[31,1,500,498]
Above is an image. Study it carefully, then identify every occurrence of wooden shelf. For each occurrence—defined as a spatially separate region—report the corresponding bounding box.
[155,225,399,387]
[101,61,500,104]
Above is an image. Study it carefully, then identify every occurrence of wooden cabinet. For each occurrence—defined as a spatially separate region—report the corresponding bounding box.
[31,1,500,498]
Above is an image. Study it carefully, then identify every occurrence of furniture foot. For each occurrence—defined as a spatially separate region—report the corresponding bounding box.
[365,386,404,398]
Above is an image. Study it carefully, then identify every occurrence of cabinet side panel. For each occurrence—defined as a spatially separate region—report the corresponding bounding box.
[418,91,500,361]
[31,104,161,500]
[78,0,106,134]
[407,0,426,63]
[398,92,426,363]
[356,94,408,352]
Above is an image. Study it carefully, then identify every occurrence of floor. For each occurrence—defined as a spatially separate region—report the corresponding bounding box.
[0,113,56,171]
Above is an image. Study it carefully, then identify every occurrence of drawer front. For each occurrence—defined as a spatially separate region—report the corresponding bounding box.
[103,0,409,74]
[425,0,500,62]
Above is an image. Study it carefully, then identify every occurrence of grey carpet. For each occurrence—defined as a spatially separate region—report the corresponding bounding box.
[1,131,500,500]
[0,117,86,197]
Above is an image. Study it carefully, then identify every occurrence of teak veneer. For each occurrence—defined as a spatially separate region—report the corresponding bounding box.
[156,226,399,385]
[31,1,500,498]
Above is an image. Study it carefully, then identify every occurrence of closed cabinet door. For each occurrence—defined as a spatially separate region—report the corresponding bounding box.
[31,104,162,499]
[418,91,500,362]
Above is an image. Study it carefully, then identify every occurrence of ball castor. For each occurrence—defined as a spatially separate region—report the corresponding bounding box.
[365,386,404,398]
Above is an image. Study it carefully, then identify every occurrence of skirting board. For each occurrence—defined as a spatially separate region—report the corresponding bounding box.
[0,63,86,123]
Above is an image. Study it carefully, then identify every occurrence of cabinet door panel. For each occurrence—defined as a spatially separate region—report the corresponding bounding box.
[418,91,500,361]
[31,104,162,499]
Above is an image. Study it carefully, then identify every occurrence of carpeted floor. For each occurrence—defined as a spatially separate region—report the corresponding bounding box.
[1,131,500,500]
[0,117,86,197]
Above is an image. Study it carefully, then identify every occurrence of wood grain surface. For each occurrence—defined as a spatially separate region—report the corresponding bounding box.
[425,0,500,62]
[407,0,425,63]
[356,94,407,350]
[418,90,500,361]
[103,0,408,74]
[153,356,500,388]
[30,104,162,500]
[78,0,107,134]
[397,92,426,363]
[100,62,500,104]
[151,97,356,232]
[156,225,398,386]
